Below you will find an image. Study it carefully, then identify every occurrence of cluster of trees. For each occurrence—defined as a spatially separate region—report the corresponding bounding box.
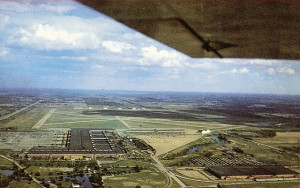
[232,147,244,154]
[254,130,276,138]
[0,169,33,187]
[89,172,104,188]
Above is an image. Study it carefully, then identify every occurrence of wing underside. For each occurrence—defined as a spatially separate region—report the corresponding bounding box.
[79,0,300,60]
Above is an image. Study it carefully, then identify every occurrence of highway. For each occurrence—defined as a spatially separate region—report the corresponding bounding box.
[151,155,186,188]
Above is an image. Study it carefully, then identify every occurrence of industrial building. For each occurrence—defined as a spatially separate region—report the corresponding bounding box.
[206,166,299,180]
[27,129,124,160]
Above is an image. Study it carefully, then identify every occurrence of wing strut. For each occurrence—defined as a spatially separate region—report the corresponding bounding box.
[178,19,223,58]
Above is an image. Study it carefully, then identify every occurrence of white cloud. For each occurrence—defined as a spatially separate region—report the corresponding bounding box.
[230,68,238,74]
[123,32,144,40]
[102,41,136,53]
[187,61,218,70]
[91,64,104,69]
[0,15,9,30]
[222,59,274,66]
[37,3,75,14]
[0,1,75,14]
[60,56,87,61]
[265,67,295,76]
[138,46,219,71]
[240,67,249,73]
[0,50,8,56]
[265,68,275,75]
[138,46,187,67]
[223,67,250,74]
[277,67,295,75]
[141,46,179,62]
[10,24,101,50]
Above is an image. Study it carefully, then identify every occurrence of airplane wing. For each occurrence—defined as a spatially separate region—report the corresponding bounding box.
[78,0,300,60]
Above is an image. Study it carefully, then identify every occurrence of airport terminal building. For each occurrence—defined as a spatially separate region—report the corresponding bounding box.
[28,129,124,160]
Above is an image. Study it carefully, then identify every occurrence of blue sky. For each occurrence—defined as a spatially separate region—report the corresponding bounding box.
[0,1,299,95]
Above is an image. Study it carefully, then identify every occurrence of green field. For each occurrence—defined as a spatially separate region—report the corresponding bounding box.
[124,118,229,130]
[0,158,15,169]
[226,135,299,166]
[42,119,126,129]
[26,166,73,177]
[0,105,51,131]
[103,169,167,188]
[6,180,41,188]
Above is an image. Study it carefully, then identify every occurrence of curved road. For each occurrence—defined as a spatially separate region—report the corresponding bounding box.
[151,155,186,188]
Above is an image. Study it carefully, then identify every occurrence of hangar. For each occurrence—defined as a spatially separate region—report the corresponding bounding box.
[206,166,299,180]
[27,129,124,160]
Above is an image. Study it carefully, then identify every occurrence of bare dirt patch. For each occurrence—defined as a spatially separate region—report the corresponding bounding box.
[176,168,209,180]
[135,131,201,156]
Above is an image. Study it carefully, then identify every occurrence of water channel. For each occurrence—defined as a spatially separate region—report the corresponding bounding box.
[187,135,228,154]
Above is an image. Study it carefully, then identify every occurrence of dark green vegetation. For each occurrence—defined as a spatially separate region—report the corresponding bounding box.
[182,94,300,127]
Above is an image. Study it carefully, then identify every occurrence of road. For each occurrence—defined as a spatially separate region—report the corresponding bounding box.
[0,100,41,121]
[32,109,55,129]
[151,155,186,188]
[0,154,45,187]
[116,116,131,129]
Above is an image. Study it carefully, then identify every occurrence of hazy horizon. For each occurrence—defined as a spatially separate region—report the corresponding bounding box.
[2,87,300,96]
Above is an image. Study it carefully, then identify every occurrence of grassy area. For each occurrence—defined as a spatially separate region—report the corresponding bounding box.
[43,119,126,129]
[159,137,215,166]
[125,119,194,129]
[125,118,227,130]
[0,105,51,131]
[254,131,300,147]
[56,180,72,188]
[169,179,182,188]
[160,137,213,159]
[161,153,200,166]
[26,166,73,177]
[6,180,40,188]
[44,110,112,124]
[103,169,167,188]
[0,158,15,169]
[106,160,152,168]
[179,178,216,187]
[23,159,89,168]
[227,135,299,166]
